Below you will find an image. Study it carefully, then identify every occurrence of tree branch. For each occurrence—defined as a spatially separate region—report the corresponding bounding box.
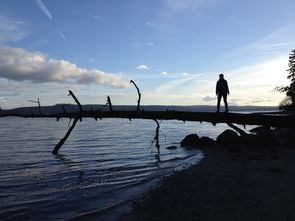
[52,117,79,154]
[68,90,83,112]
[107,96,113,111]
[130,80,141,111]
[154,119,160,154]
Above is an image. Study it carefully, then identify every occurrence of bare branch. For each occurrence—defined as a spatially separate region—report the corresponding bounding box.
[68,90,83,112]
[28,98,42,115]
[52,117,79,154]
[154,119,160,154]
[130,80,141,111]
[107,96,113,111]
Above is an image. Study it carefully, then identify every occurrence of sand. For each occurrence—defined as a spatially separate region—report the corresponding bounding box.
[121,144,295,221]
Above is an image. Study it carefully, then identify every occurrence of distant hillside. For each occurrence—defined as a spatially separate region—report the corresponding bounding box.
[1,104,279,115]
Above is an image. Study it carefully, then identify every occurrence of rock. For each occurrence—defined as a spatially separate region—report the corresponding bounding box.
[216,129,240,145]
[199,136,215,146]
[180,134,200,147]
[166,146,177,150]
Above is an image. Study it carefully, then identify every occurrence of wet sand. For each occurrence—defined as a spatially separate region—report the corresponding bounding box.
[121,145,295,221]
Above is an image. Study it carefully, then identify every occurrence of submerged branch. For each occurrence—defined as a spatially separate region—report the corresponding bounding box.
[52,117,79,154]
[154,119,160,154]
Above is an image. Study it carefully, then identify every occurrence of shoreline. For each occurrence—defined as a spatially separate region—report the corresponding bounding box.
[121,144,295,220]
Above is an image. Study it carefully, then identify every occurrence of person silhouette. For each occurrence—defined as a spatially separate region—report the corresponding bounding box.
[216,73,229,112]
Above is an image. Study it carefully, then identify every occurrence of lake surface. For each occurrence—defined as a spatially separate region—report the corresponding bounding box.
[0,113,264,220]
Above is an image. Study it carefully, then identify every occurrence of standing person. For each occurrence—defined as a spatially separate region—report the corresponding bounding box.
[216,73,229,112]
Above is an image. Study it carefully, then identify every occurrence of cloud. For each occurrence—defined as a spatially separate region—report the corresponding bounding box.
[146,42,155,46]
[182,72,190,76]
[58,30,66,40]
[0,97,6,103]
[164,0,216,13]
[0,15,28,42]
[160,71,168,75]
[215,25,295,70]
[136,65,149,70]
[36,0,53,21]
[203,96,215,102]
[155,77,194,94]
[146,22,165,29]
[0,46,129,88]
[93,15,103,22]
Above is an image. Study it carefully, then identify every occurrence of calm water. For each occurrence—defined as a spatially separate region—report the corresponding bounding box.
[0,116,257,220]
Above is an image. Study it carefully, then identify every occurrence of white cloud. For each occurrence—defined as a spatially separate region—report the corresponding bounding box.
[160,71,168,75]
[146,21,165,29]
[0,15,28,42]
[150,53,288,106]
[136,65,149,70]
[155,77,194,94]
[164,0,214,12]
[215,25,295,70]
[0,46,129,88]
[203,96,215,102]
[93,15,103,22]
[146,42,155,46]
[0,97,6,103]
[58,30,66,41]
[36,0,53,21]
[182,72,189,76]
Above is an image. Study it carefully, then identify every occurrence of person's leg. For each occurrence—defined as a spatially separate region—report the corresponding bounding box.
[223,94,228,112]
[217,94,222,112]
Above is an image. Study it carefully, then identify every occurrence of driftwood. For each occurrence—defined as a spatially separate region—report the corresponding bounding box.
[2,90,295,154]
[4,111,295,128]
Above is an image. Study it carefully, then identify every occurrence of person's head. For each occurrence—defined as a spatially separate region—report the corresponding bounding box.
[219,73,224,79]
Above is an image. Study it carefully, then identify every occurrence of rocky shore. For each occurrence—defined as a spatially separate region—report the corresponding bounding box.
[121,127,295,221]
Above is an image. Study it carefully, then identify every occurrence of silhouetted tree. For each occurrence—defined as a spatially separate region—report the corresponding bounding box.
[276,49,295,109]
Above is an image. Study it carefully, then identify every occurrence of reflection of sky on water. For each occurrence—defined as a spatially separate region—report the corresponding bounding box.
[0,116,257,220]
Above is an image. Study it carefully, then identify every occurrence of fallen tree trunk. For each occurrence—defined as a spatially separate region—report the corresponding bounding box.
[2,111,295,128]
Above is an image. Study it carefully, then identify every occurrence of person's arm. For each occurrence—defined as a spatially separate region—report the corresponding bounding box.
[216,82,218,95]
[226,81,230,95]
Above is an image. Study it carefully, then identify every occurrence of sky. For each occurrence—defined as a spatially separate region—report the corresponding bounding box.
[0,0,295,109]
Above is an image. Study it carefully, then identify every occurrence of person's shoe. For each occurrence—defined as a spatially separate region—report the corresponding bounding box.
[225,109,229,113]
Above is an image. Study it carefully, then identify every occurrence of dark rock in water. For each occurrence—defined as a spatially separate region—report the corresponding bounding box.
[181,134,200,147]
[166,146,177,150]
[199,136,215,146]
[217,130,239,145]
